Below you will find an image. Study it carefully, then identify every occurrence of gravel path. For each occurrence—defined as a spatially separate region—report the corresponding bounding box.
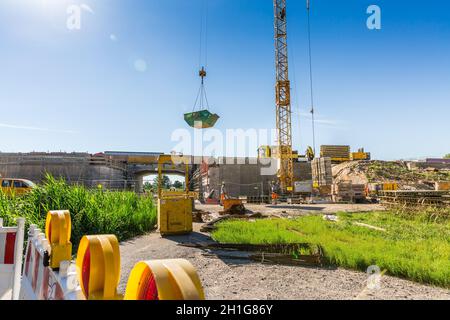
[119,223,450,300]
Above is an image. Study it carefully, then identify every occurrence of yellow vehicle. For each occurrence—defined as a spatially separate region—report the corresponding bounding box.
[157,155,193,236]
[0,178,36,196]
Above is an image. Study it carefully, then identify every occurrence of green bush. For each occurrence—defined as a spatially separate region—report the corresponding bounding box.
[0,175,157,250]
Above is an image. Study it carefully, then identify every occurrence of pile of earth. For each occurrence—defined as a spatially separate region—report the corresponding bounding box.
[332,161,450,190]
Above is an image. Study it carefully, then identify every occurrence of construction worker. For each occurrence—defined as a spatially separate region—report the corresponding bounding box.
[220,182,228,206]
[280,8,286,20]
[271,181,279,205]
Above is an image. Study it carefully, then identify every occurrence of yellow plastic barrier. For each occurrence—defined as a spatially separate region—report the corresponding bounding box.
[45,211,72,269]
[41,209,205,301]
[124,259,205,300]
[76,235,122,300]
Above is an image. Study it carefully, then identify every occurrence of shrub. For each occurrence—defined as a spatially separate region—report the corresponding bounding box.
[0,175,157,250]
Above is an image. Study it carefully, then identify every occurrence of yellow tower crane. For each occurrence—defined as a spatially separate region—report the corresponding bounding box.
[273,0,294,193]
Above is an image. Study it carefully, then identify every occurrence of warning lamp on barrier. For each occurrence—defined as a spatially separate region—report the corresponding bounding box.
[45,210,72,269]
[124,259,205,300]
[76,235,122,300]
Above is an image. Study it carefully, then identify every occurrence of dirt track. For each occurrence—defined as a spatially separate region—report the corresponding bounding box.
[118,203,449,300]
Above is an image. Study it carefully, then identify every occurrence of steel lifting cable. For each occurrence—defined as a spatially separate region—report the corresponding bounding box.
[289,27,302,153]
[193,0,210,112]
[306,0,317,155]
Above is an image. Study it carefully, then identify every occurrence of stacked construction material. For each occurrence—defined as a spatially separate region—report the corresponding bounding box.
[311,157,333,187]
[320,145,351,163]
[332,181,366,203]
[379,190,450,207]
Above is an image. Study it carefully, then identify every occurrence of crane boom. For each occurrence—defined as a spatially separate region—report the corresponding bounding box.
[273,0,294,193]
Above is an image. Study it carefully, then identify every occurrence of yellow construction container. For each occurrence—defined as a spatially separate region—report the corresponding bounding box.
[382,182,398,191]
[158,197,193,235]
[157,155,193,236]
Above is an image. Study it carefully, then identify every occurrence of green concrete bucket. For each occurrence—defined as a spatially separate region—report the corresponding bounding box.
[184,110,220,129]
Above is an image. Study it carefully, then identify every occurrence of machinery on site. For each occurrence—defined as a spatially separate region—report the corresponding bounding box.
[157,155,193,236]
[273,0,295,194]
[259,1,317,195]
[258,145,314,163]
[351,148,372,161]
[320,145,371,163]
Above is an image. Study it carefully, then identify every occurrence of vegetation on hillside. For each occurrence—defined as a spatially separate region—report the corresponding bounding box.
[212,209,450,288]
[366,161,450,183]
[0,175,157,250]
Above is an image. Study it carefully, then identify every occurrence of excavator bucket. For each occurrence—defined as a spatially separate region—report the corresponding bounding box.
[184,110,220,129]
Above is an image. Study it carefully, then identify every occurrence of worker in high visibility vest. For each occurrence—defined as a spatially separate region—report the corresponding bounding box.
[220,182,228,206]
[271,181,279,205]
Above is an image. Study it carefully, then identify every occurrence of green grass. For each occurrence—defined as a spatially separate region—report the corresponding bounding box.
[212,210,450,288]
[0,175,157,250]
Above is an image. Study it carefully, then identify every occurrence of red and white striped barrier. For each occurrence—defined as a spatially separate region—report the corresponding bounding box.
[0,218,25,300]
[19,225,84,300]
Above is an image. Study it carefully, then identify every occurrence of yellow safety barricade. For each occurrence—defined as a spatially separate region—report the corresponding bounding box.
[41,210,205,301]
[45,211,72,269]
[76,235,122,300]
[124,259,204,300]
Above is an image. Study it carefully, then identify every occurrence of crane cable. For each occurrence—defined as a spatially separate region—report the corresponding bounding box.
[306,0,317,156]
[198,0,208,69]
[193,0,210,112]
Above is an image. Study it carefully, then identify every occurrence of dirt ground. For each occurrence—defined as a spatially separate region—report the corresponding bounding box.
[118,204,450,300]
[198,203,385,218]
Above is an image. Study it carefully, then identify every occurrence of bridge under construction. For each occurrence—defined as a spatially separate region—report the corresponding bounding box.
[0,151,312,199]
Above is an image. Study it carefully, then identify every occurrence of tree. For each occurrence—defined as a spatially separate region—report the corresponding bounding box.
[172,180,183,189]
[143,182,153,192]
[153,175,171,190]
[444,154,450,159]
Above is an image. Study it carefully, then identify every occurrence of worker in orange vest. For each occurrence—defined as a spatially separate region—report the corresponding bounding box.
[271,181,279,205]
[220,182,228,206]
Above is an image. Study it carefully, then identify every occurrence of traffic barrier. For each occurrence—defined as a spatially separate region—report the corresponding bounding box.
[15,210,205,300]
[19,223,83,300]
[76,235,122,300]
[124,259,205,300]
[45,211,72,269]
[0,218,25,300]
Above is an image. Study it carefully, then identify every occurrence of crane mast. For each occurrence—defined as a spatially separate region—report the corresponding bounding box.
[274,0,294,193]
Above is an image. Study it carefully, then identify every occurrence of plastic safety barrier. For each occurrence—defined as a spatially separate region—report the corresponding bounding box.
[16,210,205,300]
[20,224,83,300]
[76,235,122,300]
[124,259,205,300]
[45,211,72,269]
[0,218,25,300]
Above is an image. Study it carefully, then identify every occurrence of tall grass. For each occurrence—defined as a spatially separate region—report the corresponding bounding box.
[212,211,450,288]
[0,175,157,249]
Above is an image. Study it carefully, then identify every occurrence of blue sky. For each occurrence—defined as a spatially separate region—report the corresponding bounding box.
[0,0,449,160]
